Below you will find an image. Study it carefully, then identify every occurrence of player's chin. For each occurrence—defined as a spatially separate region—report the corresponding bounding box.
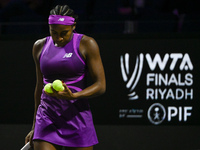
[55,42,65,47]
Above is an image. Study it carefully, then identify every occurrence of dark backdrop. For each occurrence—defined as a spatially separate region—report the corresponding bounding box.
[1,33,200,125]
[1,33,200,150]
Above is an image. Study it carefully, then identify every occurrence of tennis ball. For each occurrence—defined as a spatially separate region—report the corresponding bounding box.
[44,83,53,93]
[52,79,64,91]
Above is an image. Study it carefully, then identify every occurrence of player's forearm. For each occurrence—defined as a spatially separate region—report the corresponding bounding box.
[31,87,42,130]
[73,81,106,99]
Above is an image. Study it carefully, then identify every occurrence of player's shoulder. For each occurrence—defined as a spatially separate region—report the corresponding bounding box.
[79,34,100,58]
[33,37,47,49]
[80,35,98,48]
[32,37,47,59]
[81,35,95,43]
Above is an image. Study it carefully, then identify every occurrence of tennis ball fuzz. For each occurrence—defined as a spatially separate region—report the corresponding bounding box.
[44,83,53,93]
[52,79,64,91]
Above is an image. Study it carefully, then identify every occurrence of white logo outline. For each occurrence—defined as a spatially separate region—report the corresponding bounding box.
[120,53,144,100]
[147,103,166,125]
[58,18,65,21]
[63,53,73,58]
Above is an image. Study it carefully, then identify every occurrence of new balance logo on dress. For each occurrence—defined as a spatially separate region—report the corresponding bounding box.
[63,53,73,58]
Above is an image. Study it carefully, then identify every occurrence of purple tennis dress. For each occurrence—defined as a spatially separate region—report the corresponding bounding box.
[33,33,99,147]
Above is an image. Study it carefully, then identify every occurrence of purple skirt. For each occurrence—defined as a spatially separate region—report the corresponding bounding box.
[33,91,98,147]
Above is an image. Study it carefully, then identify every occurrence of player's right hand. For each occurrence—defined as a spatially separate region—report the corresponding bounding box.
[25,130,34,147]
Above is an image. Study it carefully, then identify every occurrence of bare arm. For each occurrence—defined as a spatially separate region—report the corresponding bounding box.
[31,39,45,129]
[75,35,106,98]
[25,38,45,144]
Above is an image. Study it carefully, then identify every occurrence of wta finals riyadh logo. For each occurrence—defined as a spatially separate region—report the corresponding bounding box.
[120,53,144,100]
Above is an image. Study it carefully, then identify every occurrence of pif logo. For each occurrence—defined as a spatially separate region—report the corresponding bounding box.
[147,103,192,125]
[147,103,166,125]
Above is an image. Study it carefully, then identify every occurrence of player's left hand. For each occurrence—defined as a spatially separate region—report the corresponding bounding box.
[45,82,75,100]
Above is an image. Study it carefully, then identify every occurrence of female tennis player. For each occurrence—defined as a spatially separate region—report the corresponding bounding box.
[25,4,106,150]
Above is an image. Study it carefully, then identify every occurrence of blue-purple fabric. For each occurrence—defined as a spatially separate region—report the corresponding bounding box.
[32,33,98,147]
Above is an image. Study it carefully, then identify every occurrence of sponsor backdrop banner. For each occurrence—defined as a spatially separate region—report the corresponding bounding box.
[0,35,200,125]
[91,35,200,125]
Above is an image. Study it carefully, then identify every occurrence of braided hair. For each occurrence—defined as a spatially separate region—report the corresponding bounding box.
[50,5,78,22]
